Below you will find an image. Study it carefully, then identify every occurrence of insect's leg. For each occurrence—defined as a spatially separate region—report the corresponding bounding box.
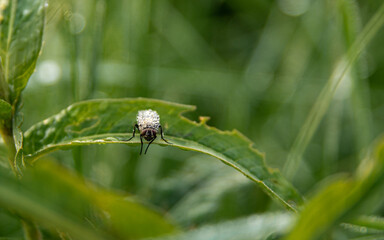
[145,136,156,154]
[159,125,171,144]
[127,124,139,141]
[139,135,144,155]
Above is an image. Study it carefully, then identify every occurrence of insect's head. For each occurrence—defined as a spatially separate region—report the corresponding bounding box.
[141,128,157,141]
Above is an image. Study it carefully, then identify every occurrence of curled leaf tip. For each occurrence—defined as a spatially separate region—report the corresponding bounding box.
[198,116,210,124]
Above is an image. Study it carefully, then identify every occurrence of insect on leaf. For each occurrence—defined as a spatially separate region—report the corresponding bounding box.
[24,98,304,211]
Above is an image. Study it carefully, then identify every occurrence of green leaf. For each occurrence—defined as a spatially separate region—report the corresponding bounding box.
[24,98,304,211]
[341,216,384,238]
[149,212,293,240]
[0,0,46,103]
[0,140,8,165]
[285,137,384,240]
[285,177,356,240]
[0,160,178,239]
[0,99,11,120]
[349,216,384,231]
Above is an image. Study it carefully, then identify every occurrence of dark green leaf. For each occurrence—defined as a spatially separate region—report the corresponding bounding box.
[0,0,46,103]
[24,98,304,211]
[0,160,178,239]
[0,140,8,165]
[0,99,11,120]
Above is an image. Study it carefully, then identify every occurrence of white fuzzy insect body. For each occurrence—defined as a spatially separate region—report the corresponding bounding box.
[128,109,171,154]
[137,109,160,131]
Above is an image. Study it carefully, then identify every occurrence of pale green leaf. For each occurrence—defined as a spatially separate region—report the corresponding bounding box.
[0,0,46,103]
[0,99,11,120]
[169,168,267,226]
[340,216,384,239]
[148,212,293,240]
[350,216,384,231]
[24,98,304,211]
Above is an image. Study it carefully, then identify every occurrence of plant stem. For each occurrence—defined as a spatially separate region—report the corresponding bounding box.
[0,64,9,101]
[1,120,41,239]
[67,0,83,174]
[86,0,105,99]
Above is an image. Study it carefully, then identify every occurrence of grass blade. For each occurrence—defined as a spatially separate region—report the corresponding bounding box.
[283,2,384,179]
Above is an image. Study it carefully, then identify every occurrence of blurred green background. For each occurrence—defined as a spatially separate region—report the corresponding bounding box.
[3,0,384,238]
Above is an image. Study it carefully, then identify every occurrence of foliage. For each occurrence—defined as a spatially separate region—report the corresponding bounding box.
[23,98,303,211]
[0,0,45,104]
[286,138,384,240]
[0,160,177,239]
[1,0,384,239]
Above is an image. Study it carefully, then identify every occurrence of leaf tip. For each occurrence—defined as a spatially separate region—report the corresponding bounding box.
[198,116,210,124]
